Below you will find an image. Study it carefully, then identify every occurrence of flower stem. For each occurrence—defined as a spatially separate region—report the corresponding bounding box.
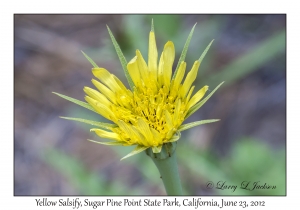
[146,142,183,195]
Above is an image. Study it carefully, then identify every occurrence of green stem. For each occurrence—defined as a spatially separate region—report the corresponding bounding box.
[146,142,183,195]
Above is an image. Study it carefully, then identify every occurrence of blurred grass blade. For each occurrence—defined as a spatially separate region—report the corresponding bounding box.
[177,144,227,185]
[172,23,197,80]
[81,51,99,68]
[53,92,97,113]
[185,82,224,119]
[149,15,181,39]
[44,149,112,195]
[121,145,149,160]
[178,119,220,132]
[207,30,286,86]
[88,139,124,146]
[44,149,144,195]
[60,117,117,130]
[198,40,214,64]
[106,26,135,91]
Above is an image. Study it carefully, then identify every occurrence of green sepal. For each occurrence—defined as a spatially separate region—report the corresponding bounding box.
[178,119,220,132]
[185,81,224,119]
[106,25,135,91]
[52,92,97,113]
[81,51,99,68]
[172,23,197,80]
[151,18,154,32]
[198,39,214,64]
[88,139,124,146]
[121,145,149,160]
[60,116,117,130]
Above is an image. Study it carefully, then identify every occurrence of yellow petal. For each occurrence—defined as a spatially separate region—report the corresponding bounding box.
[92,68,126,93]
[127,56,142,88]
[116,93,132,109]
[156,104,163,118]
[180,60,200,98]
[117,120,132,137]
[164,110,173,129]
[83,87,111,107]
[173,61,186,88]
[113,75,129,93]
[173,98,182,125]
[157,52,164,87]
[90,128,121,141]
[132,126,149,146]
[150,127,163,145]
[117,120,143,145]
[166,128,176,139]
[170,61,186,98]
[136,50,149,84]
[185,85,195,104]
[137,118,155,146]
[186,86,209,110]
[91,79,118,104]
[162,41,175,91]
[148,31,158,81]
[85,96,116,122]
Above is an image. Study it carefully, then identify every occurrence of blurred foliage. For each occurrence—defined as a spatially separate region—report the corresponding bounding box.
[44,148,145,195]
[44,137,285,195]
[206,30,285,87]
[221,138,285,195]
[178,138,285,195]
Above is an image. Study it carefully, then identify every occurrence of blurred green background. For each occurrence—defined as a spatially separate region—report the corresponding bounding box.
[14,14,286,195]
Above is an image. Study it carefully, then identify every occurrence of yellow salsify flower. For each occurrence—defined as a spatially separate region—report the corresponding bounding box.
[54,21,223,160]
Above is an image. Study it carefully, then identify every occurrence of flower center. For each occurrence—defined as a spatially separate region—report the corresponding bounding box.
[111,84,186,145]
